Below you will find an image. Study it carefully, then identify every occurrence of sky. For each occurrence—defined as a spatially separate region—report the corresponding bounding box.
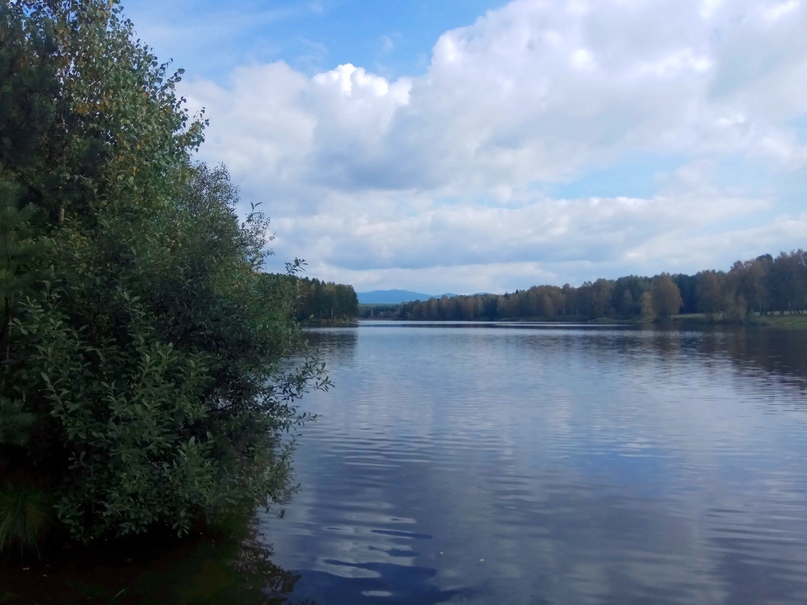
[122,0,807,295]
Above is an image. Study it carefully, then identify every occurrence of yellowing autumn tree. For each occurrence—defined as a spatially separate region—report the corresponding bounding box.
[650,273,683,320]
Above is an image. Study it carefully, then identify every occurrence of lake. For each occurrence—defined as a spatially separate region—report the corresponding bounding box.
[260,321,807,605]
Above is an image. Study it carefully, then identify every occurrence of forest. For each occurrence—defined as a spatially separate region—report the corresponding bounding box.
[363,251,807,322]
[286,276,358,323]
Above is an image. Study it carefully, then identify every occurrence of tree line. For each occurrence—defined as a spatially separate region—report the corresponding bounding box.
[0,0,327,558]
[363,251,806,322]
[285,277,358,323]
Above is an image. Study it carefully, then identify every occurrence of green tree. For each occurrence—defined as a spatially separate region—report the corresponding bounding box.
[640,291,654,317]
[1,0,325,552]
[1,0,205,226]
[727,257,770,317]
[673,273,698,314]
[650,273,683,319]
[769,250,806,314]
[696,270,724,321]
[611,276,649,317]
[0,179,47,454]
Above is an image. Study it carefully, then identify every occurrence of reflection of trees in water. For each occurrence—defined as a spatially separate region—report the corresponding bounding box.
[640,325,807,396]
[723,329,807,384]
[704,328,807,392]
[595,325,807,399]
[304,328,358,362]
[638,324,683,360]
[210,534,311,605]
[0,517,314,605]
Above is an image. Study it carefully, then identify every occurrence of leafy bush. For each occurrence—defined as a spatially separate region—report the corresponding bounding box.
[0,0,327,551]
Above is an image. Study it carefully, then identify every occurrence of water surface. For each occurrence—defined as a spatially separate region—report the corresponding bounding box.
[262,322,807,604]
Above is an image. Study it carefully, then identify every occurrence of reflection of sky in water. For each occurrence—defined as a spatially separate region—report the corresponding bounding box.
[261,324,807,604]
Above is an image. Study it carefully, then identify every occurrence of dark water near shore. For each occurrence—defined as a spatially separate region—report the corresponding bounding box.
[261,322,807,605]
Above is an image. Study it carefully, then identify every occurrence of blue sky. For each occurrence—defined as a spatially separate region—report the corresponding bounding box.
[125,1,507,80]
[123,0,807,294]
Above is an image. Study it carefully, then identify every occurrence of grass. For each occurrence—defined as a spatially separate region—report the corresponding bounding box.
[0,483,53,559]
[670,313,715,324]
[758,313,807,328]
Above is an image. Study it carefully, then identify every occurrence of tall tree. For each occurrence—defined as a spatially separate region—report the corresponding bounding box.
[0,0,325,552]
[769,250,806,314]
[650,273,683,319]
[673,274,698,314]
[696,270,724,321]
[726,257,769,317]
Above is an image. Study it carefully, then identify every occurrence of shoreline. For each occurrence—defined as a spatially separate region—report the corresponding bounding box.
[356,314,807,328]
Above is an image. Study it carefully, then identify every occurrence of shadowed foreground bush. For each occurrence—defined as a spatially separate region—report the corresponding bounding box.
[0,0,328,554]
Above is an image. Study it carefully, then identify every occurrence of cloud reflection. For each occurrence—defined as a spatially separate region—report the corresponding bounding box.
[265,325,807,604]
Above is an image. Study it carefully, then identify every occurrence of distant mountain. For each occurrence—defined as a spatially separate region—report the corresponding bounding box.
[358,289,444,304]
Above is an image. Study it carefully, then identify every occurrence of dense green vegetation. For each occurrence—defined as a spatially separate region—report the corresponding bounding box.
[362,252,807,323]
[0,0,333,558]
[288,276,358,324]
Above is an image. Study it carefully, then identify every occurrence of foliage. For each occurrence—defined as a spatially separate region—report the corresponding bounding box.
[0,179,48,449]
[360,303,403,319]
[650,273,683,319]
[377,250,806,323]
[0,0,327,552]
[695,270,723,320]
[288,276,359,323]
[0,0,204,224]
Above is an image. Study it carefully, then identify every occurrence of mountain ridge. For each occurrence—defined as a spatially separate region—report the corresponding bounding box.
[358,289,454,304]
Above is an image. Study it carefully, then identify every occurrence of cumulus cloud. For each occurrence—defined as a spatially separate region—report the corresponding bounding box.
[182,0,807,293]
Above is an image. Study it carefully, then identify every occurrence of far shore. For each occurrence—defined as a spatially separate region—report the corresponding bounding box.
[357,313,807,328]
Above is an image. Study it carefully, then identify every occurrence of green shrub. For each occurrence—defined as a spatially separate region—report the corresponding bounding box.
[0,0,328,551]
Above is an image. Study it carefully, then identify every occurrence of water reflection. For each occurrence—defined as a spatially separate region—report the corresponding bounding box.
[304,327,358,359]
[266,323,807,604]
[0,519,308,604]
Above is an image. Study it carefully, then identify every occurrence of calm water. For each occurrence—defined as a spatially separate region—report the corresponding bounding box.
[259,322,807,605]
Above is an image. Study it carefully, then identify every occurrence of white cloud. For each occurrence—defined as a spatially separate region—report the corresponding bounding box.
[762,0,801,21]
[182,0,807,293]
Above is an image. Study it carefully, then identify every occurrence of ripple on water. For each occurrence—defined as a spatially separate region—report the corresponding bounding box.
[263,325,807,604]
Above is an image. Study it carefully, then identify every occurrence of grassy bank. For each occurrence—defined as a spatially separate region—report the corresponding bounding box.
[750,314,807,328]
